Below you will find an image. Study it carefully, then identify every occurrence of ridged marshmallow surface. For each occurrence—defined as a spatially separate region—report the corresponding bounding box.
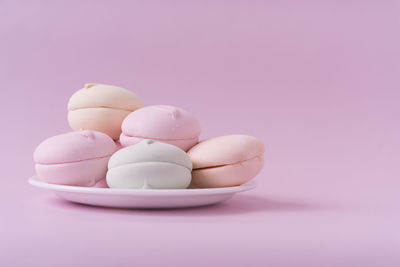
[187,135,265,188]
[120,105,200,151]
[34,131,116,164]
[34,131,116,186]
[107,140,192,189]
[68,83,144,140]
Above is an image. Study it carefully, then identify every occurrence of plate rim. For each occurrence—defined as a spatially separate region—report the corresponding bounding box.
[28,176,256,196]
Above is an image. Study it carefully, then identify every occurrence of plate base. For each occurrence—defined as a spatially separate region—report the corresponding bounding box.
[29,176,256,209]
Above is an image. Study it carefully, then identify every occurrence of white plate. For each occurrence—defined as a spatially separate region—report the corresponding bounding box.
[29,176,256,209]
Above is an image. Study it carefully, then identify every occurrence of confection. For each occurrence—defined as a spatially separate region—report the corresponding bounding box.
[68,83,144,140]
[34,131,116,186]
[188,135,264,188]
[107,139,192,189]
[120,105,200,151]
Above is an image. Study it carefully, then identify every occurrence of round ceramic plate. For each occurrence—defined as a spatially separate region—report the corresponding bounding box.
[29,176,256,209]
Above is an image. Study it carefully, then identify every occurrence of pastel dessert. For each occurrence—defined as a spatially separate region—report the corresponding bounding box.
[68,83,144,140]
[187,135,265,188]
[34,131,116,186]
[120,105,201,151]
[107,139,192,189]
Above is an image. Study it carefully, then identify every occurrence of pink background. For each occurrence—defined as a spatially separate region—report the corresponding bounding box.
[1,1,400,266]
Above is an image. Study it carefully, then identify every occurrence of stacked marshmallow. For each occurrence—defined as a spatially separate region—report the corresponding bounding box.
[34,84,265,189]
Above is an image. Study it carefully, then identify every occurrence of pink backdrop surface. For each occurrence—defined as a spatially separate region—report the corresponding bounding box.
[1,1,400,266]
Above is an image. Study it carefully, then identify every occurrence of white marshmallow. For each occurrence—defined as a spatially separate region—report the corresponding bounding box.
[106,140,192,189]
